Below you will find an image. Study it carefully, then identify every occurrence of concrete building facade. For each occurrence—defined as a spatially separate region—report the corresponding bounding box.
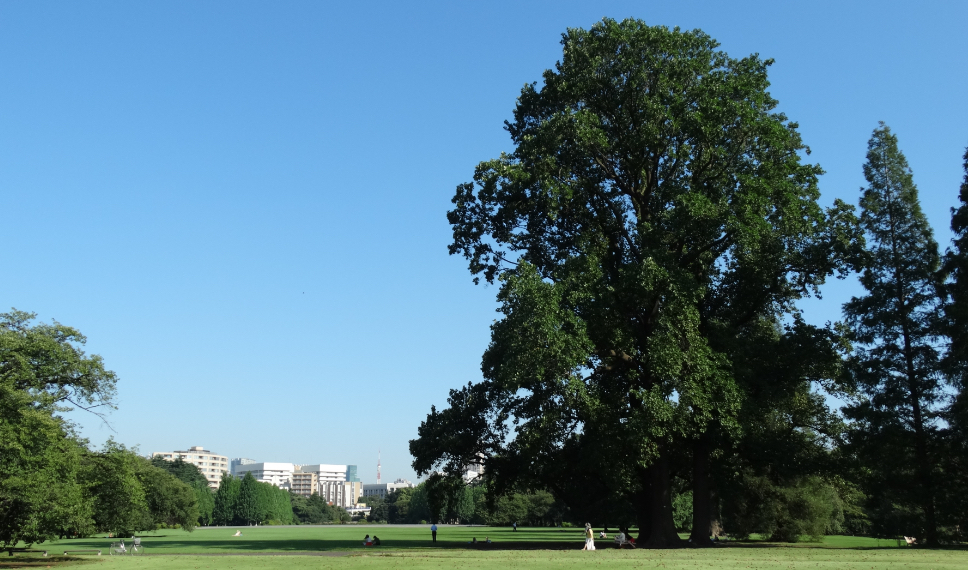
[291,472,318,497]
[362,479,414,499]
[152,446,228,489]
[296,464,359,484]
[319,480,363,507]
[231,458,257,476]
[232,462,295,490]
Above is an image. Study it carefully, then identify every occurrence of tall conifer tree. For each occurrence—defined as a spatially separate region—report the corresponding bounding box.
[213,473,240,525]
[236,472,259,525]
[944,147,968,369]
[843,123,945,544]
[940,145,968,539]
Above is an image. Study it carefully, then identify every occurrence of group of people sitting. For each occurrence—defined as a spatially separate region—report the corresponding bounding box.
[363,534,381,546]
[467,537,493,546]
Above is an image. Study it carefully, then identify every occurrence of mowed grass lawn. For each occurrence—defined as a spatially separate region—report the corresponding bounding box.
[8,526,966,570]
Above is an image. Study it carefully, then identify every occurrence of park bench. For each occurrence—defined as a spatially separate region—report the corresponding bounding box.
[62,550,102,556]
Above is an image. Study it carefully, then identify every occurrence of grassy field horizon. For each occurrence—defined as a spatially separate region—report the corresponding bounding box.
[5,526,965,570]
[28,525,926,554]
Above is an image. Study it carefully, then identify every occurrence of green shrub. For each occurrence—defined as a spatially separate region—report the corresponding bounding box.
[672,491,693,532]
[722,473,844,542]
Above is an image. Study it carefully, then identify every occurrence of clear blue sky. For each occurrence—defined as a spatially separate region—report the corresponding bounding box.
[2,1,966,483]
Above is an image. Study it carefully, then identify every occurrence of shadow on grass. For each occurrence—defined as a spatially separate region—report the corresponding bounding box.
[723,541,967,551]
[119,538,590,552]
[0,554,90,568]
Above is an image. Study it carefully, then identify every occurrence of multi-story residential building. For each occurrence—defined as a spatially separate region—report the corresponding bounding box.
[296,464,360,485]
[152,446,228,489]
[232,462,295,489]
[291,471,318,497]
[319,480,363,507]
[231,458,257,476]
[286,464,361,506]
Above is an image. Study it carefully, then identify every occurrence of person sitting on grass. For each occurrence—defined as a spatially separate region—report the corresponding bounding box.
[469,537,478,546]
[364,534,372,546]
[614,530,635,549]
[233,531,242,537]
[372,536,381,546]
[485,537,492,545]
[599,530,607,539]
[622,528,636,546]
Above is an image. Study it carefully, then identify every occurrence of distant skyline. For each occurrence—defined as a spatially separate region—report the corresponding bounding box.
[2,0,966,483]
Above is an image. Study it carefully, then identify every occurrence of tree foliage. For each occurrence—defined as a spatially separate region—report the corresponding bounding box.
[210,472,293,526]
[82,442,199,535]
[413,18,855,547]
[291,493,334,524]
[213,472,240,526]
[150,457,213,526]
[938,144,968,541]
[0,310,114,553]
[843,123,946,545]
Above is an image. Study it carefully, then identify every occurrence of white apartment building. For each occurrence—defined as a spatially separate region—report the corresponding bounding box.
[152,446,228,489]
[297,464,358,484]
[232,462,295,490]
[362,479,415,499]
[291,464,361,507]
[319,480,363,508]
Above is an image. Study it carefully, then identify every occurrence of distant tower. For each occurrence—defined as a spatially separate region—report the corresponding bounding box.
[377,450,382,484]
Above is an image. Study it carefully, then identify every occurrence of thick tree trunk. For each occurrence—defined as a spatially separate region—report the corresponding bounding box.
[901,321,937,545]
[908,376,937,545]
[636,456,683,548]
[633,480,653,543]
[689,438,713,546]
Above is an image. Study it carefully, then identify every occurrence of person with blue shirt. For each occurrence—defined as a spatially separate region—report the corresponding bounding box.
[430,523,438,543]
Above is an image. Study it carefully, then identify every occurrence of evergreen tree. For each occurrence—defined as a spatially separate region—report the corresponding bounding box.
[213,473,239,525]
[843,123,946,545]
[236,473,259,525]
[940,145,968,540]
[943,146,968,370]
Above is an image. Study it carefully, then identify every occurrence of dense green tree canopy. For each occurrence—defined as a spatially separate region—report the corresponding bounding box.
[414,18,857,546]
[0,309,117,417]
[0,310,117,553]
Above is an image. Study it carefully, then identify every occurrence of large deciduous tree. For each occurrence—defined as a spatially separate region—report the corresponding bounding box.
[150,457,214,526]
[412,19,853,547]
[843,123,946,545]
[0,309,116,554]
